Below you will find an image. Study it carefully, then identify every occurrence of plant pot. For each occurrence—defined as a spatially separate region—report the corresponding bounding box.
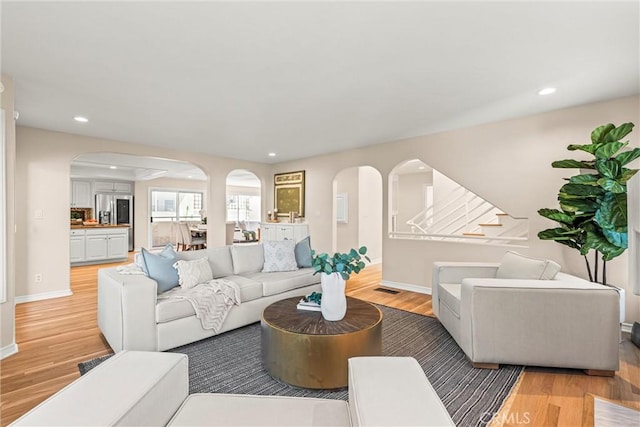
[320,272,347,321]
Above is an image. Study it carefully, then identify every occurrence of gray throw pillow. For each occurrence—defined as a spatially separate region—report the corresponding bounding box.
[295,236,313,268]
[141,246,179,293]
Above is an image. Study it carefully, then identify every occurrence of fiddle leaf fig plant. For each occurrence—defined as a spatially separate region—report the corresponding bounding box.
[538,122,639,285]
[311,246,371,280]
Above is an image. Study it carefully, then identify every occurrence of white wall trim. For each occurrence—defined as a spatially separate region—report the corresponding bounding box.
[380,280,431,295]
[0,342,18,360]
[622,322,633,334]
[15,289,73,304]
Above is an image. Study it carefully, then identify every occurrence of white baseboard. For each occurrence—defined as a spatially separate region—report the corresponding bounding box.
[380,280,431,295]
[0,342,18,360]
[15,289,73,304]
[622,322,633,334]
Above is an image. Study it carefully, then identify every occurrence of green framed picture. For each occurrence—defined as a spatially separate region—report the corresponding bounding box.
[274,170,305,218]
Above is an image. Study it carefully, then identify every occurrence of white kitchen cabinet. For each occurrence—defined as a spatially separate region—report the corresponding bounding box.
[107,232,128,259]
[94,181,132,193]
[85,234,108,261]
[260,223,309,242]
[72,227,128,264]
[70,180,92,207]
[70,229,86,262]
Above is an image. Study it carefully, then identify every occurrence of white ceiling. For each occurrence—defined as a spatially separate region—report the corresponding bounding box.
[3,1,639,163]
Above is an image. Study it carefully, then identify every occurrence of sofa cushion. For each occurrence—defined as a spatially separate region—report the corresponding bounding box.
[177,247,234,278]
[141,247,179,293]
[295,236,313,268]
[262,240,298,273]
[168,394,349,427]
[496,251,561,280]
[231,244,264,275]
[156,275,263,323]
[438,283,461,317]
[246,268,319,297]
[174,258,213,290]
[222,275,263,303]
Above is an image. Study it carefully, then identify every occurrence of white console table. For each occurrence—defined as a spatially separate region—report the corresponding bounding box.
[260,222,309,242]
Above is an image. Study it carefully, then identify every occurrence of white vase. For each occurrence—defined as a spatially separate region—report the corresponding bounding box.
[320,272,347,321]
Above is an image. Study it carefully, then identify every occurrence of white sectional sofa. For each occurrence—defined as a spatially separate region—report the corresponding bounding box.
[11,351,455,426]
[432,259,622,374]
[98,244,321,352]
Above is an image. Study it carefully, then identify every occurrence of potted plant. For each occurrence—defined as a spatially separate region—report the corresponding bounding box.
[538,122,639,286]
[311,246,370,321]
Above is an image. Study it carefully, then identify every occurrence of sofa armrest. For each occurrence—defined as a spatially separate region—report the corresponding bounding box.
[348,357,454,426]
[98,268,159,352]
[458,278,620,370]
[431,262,499,317]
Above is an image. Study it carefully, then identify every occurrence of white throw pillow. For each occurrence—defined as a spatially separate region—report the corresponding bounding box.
[496,251,561,280]
[262,240,298,273]
[173,258,213,289]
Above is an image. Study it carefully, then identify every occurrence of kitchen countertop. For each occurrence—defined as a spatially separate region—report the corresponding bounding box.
[70,224,130,229]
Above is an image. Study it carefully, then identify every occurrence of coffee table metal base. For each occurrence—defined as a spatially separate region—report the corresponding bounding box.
[261,298,382,389]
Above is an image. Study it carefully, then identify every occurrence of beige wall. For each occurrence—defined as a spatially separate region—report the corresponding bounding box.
[10,96,640,329]
[358,166,383,262]
[271,96,640,323]
[1,75,17,356]
[397,172,430,232]
[14,126,270,299]
[335,167,359,253]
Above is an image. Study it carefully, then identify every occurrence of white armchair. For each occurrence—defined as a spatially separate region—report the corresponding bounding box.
[432,256,621,376]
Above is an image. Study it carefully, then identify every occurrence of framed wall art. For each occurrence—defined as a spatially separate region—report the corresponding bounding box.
[274,170,305,218]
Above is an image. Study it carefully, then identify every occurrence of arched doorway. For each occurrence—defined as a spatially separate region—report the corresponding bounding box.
[333,166,383,263]
[226,169,261,244]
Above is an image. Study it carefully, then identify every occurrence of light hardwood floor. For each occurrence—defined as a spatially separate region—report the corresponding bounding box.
[1,261,638,426]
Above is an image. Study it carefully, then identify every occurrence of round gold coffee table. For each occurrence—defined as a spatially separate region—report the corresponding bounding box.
[261,296,382,390]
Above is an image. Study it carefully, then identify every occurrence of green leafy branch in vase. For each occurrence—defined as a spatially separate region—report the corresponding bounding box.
[311,246,371,280]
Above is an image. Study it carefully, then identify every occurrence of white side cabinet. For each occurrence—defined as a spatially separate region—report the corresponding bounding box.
[71,227,129,264]
[70,180,92,207]
[260,223,309,242]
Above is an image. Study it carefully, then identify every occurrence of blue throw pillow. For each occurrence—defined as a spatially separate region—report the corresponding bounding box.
[141,246,179,293]
[139,244,175,275]
[294,236,313,268]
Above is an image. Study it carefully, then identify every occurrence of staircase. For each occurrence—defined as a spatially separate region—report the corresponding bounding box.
[401,188,528,246]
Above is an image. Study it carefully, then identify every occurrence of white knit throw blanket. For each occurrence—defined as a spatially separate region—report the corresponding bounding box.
[158,279,241,331]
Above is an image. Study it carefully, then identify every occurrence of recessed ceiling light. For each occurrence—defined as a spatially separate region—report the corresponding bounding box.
[538,87,556,96]
[74,116,89,123]
[418,166,425,170]
[109,165,117,169]
[268,152,276,157]
[187,175,193,179]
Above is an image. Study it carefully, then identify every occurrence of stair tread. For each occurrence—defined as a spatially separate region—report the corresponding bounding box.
[462,232,486,236]
[479,223,503,227]
[495,213,509,216]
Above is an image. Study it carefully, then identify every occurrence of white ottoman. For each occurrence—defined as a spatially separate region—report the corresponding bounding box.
[348,357,455,427]
[11,351,188,426]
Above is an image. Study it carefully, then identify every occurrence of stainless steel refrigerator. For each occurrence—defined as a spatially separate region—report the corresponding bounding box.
[95,193,134,251]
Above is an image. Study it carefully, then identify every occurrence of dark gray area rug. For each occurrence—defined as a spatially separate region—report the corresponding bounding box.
[79,305,523,426]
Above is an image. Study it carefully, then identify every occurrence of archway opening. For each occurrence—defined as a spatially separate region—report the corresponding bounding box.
[333,166,383,264]
[226,169,261,244]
